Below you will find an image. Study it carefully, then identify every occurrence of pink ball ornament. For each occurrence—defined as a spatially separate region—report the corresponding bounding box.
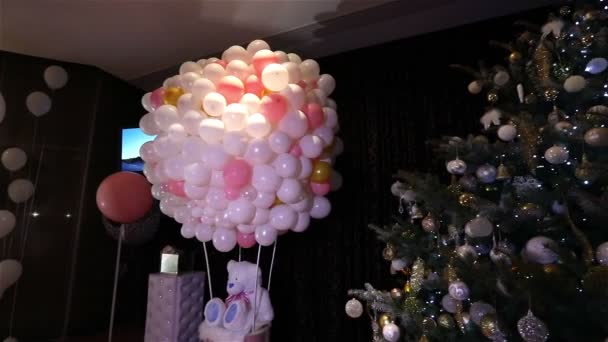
[260,94,288,125]
[237,232,256,248]
[310,182,330,196]
[223,159,252,189]
[303,103,324,129]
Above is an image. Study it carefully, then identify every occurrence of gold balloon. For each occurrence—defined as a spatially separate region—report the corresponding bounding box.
[274,197,284,206]
[390,288,404,300]
[584,128,608,147]
[163,87,184,106]
[509,51,522,64]
[378,313,393,327]
[487,92,498,104]
[459,193,477,207]
[438,314,455,329]
[383,245,396,261]
[311,161,332,183]
[480,313,503,338]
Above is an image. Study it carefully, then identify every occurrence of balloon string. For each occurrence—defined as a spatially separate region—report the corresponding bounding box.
[267,240,278,293]
[238,246,242,262]
[252,244,262,333]
[202,242,213,299]
[108,225,124,342]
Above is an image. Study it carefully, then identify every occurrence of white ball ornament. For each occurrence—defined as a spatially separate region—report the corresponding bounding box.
[227,198,256,224]
[223,131,248,156]
[544,145,568,164]
[273,153,301,178]
[467,80,482,94]
[323,107,338,129]
[382,323,400,342]
[261,63,289,92]
[282,62,302,84]
[180,72,201,91]
[280,84,305,110]
[277,178,303,204]
[299,135,323,159]
[274,50,289,63]
[493,71,510,86]
[563,75,586,93]
[465,217,494,238]
[240,93,261,114]
[441,294,458,313]
[278,110,308,139]
[497,124,517,141]
[446,159,467,175]
[287,53,302,64]
[585,57,608,74]
[202,63,226,85]
[245,139,275,165]
[154,105,179,131]
[179,61,202,75]
[252,165,281,193]
[191,78,216,102]
[270,204,297,230]
[222,45,250,63]
[448,280,470,300]
[525,236,558,264]
[292,212,311,232]
[226,60,251,81]
[345,298,363,318]
[181,110,204,136]
[246,39,270,55]
[596,242,608,266]
[310,196,331,219]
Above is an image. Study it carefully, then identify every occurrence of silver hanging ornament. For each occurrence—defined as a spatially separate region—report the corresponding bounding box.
[517,310,549,342]
[448,281,470,300]
[345,298,364,318]
[421,213,439,233]
[456,243,478,264]
[465,217,494,238]
[446,158,467,175]
[517,83,525,103]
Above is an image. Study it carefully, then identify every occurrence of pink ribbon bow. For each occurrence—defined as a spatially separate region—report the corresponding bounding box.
[226,290,254,306]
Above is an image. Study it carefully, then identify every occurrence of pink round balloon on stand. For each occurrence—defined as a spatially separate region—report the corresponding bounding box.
[96,172,153,223]
[237,232,256,248]
[223,159,252,189]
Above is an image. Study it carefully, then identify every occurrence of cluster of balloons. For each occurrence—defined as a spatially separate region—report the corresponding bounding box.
[139,39,342,252]
[25,65,69,117]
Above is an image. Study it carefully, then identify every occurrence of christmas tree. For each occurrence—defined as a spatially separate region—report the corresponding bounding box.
[347,2,608,342]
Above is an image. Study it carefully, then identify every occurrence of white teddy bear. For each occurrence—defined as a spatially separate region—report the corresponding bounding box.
[199,260,273,341]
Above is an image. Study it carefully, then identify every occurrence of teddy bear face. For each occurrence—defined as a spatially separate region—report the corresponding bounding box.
[226,260,261,296]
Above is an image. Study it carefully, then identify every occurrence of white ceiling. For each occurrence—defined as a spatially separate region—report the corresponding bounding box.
[0,0,391,80]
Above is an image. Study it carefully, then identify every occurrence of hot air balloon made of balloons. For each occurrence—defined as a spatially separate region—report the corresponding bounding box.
[139,39,342,252]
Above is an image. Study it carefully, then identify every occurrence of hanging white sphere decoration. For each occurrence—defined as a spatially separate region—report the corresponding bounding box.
[26,91,52,117]
[468,80,483,94]
[441,294,458,313]
[585,57,607,75]
[470,301,496,325]
[493,71,510,86]
[446,158,467,175]
[465,217,494,238]
[563,75,586,93]
[345,298,363,318]
[8,179,34,203]
[525,236,558,264]
[1,147,27,172]
[544,145,569,164]
[382,322,401,342]
[497,124,517,141]
[43,65,69,90]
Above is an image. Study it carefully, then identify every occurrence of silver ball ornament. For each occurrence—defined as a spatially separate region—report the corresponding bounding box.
[382,322,401,342]
[446,159,467,175]
[456,244,478,263]
[596,242,608,266]
[544,145,569,164]
[391,258,410,271]
[345,298,363,318]
[441,294,458,313]
[468,80,483,94]
[448,281,470,300]
[563,75,586,93]
[465,217,494,238]
[517,310,549,342]
[493,71,510,86]
[470,301,496,325]
[476,164,497,183]
[525,236,558,264]
[497,124,517,141]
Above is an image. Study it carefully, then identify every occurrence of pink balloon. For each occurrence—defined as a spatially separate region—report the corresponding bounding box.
[223,159,252,189]
[289,144,302,157]
[310,182,330,196]
[217,76,244,103]
[303,103,324,129]
[245,75,264,97]
[150,88,165,110]
[237,232,256,248]
[225,186,241,200]
[260,94,288,125]
[252,50,279,74]
[214,59,227,68]
[167,180,187,197]
[96,172,153,223]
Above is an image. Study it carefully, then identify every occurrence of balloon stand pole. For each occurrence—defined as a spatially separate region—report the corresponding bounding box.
[267,241,278,293]
[202,242,213,299]
[252,245,262,333]
[108,224,124,342]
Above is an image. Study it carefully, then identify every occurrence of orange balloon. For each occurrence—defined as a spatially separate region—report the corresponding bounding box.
[311,161,332,183]
[163,87,184,106]
[96,172,153,223]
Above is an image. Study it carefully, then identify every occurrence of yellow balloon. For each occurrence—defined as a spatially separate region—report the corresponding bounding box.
[164,87,184,106]
[274,197,283,206]
[311,161,332,183]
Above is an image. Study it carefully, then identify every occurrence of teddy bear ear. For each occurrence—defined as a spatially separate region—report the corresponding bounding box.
[227,260,236,272]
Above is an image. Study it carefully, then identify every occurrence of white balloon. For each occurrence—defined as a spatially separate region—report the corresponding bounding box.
[298,157,313,179]
[326,98,337,110]
[291,196,312,212]
[163,75,182,88]
[182,137,206,162]
[313,126,334,146]
[310,196,331,219]
[1,148,27,171]
[246,113,271,138]
[237,224,256,234]
[330,171,343,191]
[180,72,201,91]
[181,110,204,135]
[210,170,225,187]
[180,61,203,75]
[273,153,301,178]
[307,89,327,106]
[268,131,292,154]
[226,60,251,81]
[222,45,250,63]
[252,208,270,225]
[223,131,248,156]
[206,187,228,210]
[240,93,261,114]
[199,118,225,144]
[287,53,302,64]
[245,139,275,165]
[139,141,159,162]
[282,62,301,84]
[0,92,5,123]
[154,105,179,131]
[300,59,320,82]
[253,191,275,209]
[323,107,338,129]
[280,84,305,110]
[191,78,216,102]
[203,92,227,117]
[299,135,323,158]
[261,63,289,92]
[241,185,258,201]
[164,155,186,180]
[195,224,214,242]
[223,103,248,131]
[184,163,211,185]
[174,206,193,224]
[139,112,161,135]
[177,93,195,114]
[44,65,69,90]
[0,210,16,239]
[274,50,289,63]
[26,91,52,117]
[317,74,335,95]
[247,40,271,55]
[213,228,237,252]
[255,224,277,246]
[0,259,22,299]
[277,178,303,204]
[181,223,197,238]
[202,145,229,170]
[270,204,297,231]
[252,165,281,193]
[278,110,308,139]
[292,213,310,232]
[154,135,181,158]
[8,179,34,203]
[202,63,226,85]
[227,198,256,224]
[184,182,208,199]
[168,123,187,141]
